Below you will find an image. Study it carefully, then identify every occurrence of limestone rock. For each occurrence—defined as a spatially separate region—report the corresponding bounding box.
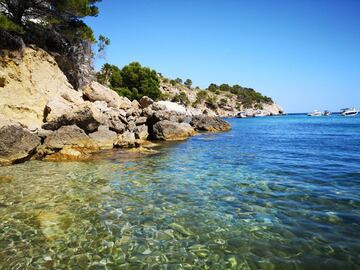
[152,120,195,141]
[153,101,188,114]
[44,97,74,124]
[0,47,82,130]
[135,117,147,125]
[127,121,136,132]
[38,125,98,158]
[190,115,231,132]
[89,126,117,150]
[43,102,105,133]
[0,122,41,165]
[83,82,132,109]
[135,125,149,140]
[115,131,136,148]
[93,102,127,133]
[139,96,154,109]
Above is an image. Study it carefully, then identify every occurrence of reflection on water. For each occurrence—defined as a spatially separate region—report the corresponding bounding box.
[0,116,360,269]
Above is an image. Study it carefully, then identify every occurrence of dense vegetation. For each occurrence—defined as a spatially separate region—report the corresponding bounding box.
[207,83,273,108]
[0,0,102,44]
[97,62,162,101]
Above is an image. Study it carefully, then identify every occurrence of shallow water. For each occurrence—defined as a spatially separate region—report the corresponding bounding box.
[0,115,359,269]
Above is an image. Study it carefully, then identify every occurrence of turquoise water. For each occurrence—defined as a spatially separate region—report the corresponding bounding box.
[0,115,359,269]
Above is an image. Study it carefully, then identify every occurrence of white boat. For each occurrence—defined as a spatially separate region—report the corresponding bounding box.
[307,110,322,116]
[236,111,247,118]
[341,107,358,116]
[254,110,268,117]
[323,110,331,116]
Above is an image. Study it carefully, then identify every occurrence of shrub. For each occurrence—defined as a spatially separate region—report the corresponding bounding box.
[205,95,218,109]
[172,92,190,106]
[207,83,218,92]
[193,90,208,107]
[0,14,23,33]
[184,79,192,88]
[219,98,228,107]
[175,78,183,84]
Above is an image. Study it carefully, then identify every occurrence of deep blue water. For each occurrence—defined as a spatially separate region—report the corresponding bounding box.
[0,115,359,269]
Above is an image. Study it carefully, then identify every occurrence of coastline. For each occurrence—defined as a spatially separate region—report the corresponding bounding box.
[0,47,232,166]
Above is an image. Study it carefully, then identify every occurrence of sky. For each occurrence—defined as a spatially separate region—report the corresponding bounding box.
[85,0,360,113]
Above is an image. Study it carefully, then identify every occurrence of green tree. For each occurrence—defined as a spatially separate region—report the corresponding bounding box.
[207,83,218,92]
[175,78,183,84]
[120,62,161,100]
[0,0,102,42]
[219,83,231,92]
[184,79,192,88]
[98,62,161,101]
[98,35,110,52]
[172,91,190,106]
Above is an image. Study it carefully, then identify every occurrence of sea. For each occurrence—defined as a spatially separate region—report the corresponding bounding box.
[0,114,359,269]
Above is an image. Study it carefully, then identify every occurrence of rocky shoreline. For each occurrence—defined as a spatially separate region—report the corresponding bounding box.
[0,47,230,166]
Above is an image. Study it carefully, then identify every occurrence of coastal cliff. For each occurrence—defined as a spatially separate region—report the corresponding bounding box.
[0,47,230,166]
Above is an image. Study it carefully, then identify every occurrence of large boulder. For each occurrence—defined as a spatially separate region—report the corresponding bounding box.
[83,82,132,110]
[135,125,149,140]
[152,120,195,141]
[190,115,231,132]
[43,102,105,133]
[89,126,117,150]
[0,121,41,165]
[115,131,136,148]
[139,96,154,109]
[153,101,187,114]
[37,125,99,160]
[92,101,127,133]
[43,97,75,124]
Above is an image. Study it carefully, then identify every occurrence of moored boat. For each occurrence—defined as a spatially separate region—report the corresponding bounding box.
[236,111,247,118]
[308,110,322,116]
[254,110,268,117]
[341,107,358,116]
[323,110,331,116]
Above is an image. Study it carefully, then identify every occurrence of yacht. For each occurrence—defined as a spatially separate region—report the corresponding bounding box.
[323,110,331,116]
[307,110,322,116]
[236,111,247,118]
[254,110,268,117]
[341,107,358,116]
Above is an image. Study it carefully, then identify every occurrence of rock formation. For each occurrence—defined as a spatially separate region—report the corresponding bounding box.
[0,46,231,165]
[0,120,41,165]
[159,80,284,117]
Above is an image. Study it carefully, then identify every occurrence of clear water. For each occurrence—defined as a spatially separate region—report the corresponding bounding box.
[0,115,359,270]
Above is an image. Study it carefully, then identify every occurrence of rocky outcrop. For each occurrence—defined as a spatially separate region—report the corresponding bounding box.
[37,125,99,160]
[43,102,105,133]
[191,115,231,132]
[152,120,196,141]
[83,82,132,109]
[0,120,41,165]
[0,46,83,130]
[89,126,118,150]
[0,46,232,165]
[139,96,154,109]
[115,131,136,148]
[159,80,284,117]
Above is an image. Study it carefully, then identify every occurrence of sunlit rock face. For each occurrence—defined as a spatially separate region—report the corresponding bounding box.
[0,120,41,165]
[0,47,83,131]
